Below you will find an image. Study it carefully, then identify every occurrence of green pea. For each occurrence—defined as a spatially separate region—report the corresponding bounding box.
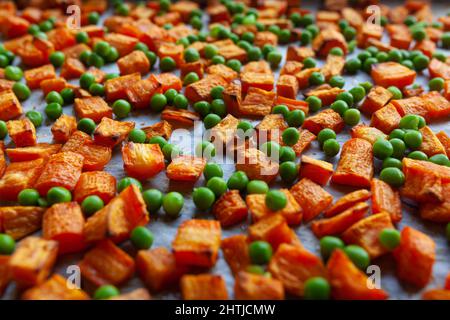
[413,54,430,71]
[45,102,63,120]
[261,141,280,158]
[330,100,348,116]
[76,31,89,44]
[162,143,181,161]
[301,30,312,45]
[317,128,336,145]
[117,177,142,193]
[336,92,354,106]
[204,44,219,59]
[323,139,340,157]
[429,154,450,167]
[193,101,211,117]
[387,86,402,99]
[128,129,146,143]
[305,96,322,113]
[343,109,360,126]
[304,277,331,300]
[227,171,249,191]
[60,88,75,104]
[18,189,40,206]
[162,192,184,217]
[320,236,345,259]
[389,138,406,159]
[399,115,419,130]
[195,140,215,159]
[184,48,200,63]
[349,86,366,102]
[267,51,282,68]
[247,180,269,194]
[389,128,405,140]
[359,81,373,92]
[226,59,241,72]
[407,150,428,160]
[142,189,163,213]
[87,52,104,68]
[345,58,362,74]
[12,82,31,101]
[150,93,167,112]
[343,26,356,41]
[164,88,178,105]
[376,51,388,62]
[26,110,43,127]
[160,57,176,72]
[47,187,72,205]
[204,114,221,129]
[382,157,403,170]
[249,241,273,264]
[379,167,405,187]
[183,72,199,86]
[279,146,296,162]
[49,51,65,67]
[94,285,120,300]
[412,28,426,41]
[46,91,64,105]
[77,118,96,135]
[88,11,100,24]
[106,47,119,63]
[4,66,23,81]
[206,177,228,197]
[237,120,253,135]
[211,99,226,117]
[0,120,7,139]
[279,161,298,183]
[379,229,401,250]
[309,71,325,86]
[203,163,223,181]
[112,99,131,118]
[247,47,262,61]
[148,136,167,149]
[89,83,105,96]
[388,49,402,62]
[80,73,96,89]
[286,110,305,127]
[131,226,154,250]
[265,190,287,211]
[344,245,370,270]
[0,234,15,255]
[272,104,289,117]
[193,187,216,211]
[81,195,104,216]
[303,57,316,69]
[329,75,345,88]
[282,127,300,146]
[404,130,422,149]
[428,77,445,91]
[363,57,378,73]
[373,138,394,160]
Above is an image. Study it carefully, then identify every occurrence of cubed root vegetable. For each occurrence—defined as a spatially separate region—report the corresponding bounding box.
[213,190,248,228]
[221,235,251,275]
[73,171,116,204]
[234,271,285,300]
[180,274,228,300]
[299,156,334,186]
[371,178,402,223]
[371,62,416,88]
[0,206,44,240]
[22,274,90,300]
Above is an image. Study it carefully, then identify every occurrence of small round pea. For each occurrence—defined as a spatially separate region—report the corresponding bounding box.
[81,195,104,216]
[206,177,228,197]
[195,140,215,159]
[282,127,300,146]
[323,139,340,157]
[183,72,199,86]
[162,192,184,217]
[247,47,262,61]
[267,51,282,68]
[389,129,405,140]
[88,11,100,25]
[226,59,241,72]
[286,110,305,127]
[184,48,200,63]
[173,94,189,109]
[204,113,221,129]
[77,118,96,135]
[320,236,345,259]
[442,32,450,48]
[428,77,445,91]
[413,54,430,71]
[60,88,75,104]
[278,29,291,44]
[249,241,273,264]
[304,277,331,300]
[343,109,360,126]
[247,180,269,194]
[404,130,423,149]
[106,47,119,63]
[148,136,167,150]
[227,171,249,191]
[279,146,296,162]
[47,187,72,205]
[0,121,7,139]
[429,154,450,167]
[94,285,120,300]
[317,128,337,145]
[150,93,167,112]
[265,190,287,211]
[261,141,281,158]
[89,83,105,96]
[237,120,254,136]
[131,226,154,250]
[387,86,402,100]
[45,102,63,120]
[344,245,370,270]
[376,51,388,62]
[412,28,426,41]
[0,234,15,255]
[193,101,211,117]
[204,44,219,59]
[49,51,65,67]
[389,138,406,159]
[373,139,394,160]
[359,81,373,92]
[329,75,345,88]
[46,91,64,105]
[399,114,420,130]
[26,110,43,127]
[303,57,316,69]
[112,99,131,118]
[142,189,163,213]
[407,150,428,160]
[382,157,403,170]
[336,91,354,107]
[279,161,298,183]
[343,26,356,41]
[211,99,226,117]
[309,71,325,86]
[306,96,322,113]
[128,129,147,143]
[18,188,40,206]
[330,100,348,116]
[76,31,89,44]
[363,57,378,73]
[193,187,216,211]
[12,82,31,101]
[164,88,178,105]
[345,58,362,74]
[80,73,96,89]
[0,55,8,68]
[210,86,225,100]
[379,167,405,187]
[272,104,289,117]
[4,66,23,81]
[162,143,181,161]
[160,57,176,72]
[379,229,401,250]
[117,177,142,193]
[203,163,223,180]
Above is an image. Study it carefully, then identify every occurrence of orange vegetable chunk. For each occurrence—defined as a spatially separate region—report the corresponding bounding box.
[235,148,279,183]
[6,118,37,147]
[221,234,251,275]
[51,114,77,143]
[0,90,22,121]
[0,206,44,240]
[299,155,334,186]
[180,274,228,300]
[74,97,113,123]
[419,183,450,223]
[166,155,206,182]
[239,87,275,117]
[5,143,61,162]
[24,64,56,89]
[94,117,135,148]
[371,178,402,223]
[371,62,416,88]
[117,50,150,75]
[234,271,285,300]
[213,190,248,227]
[360,86,393,115]
[122,142,165,180]
[248,215,301,250]
[22,274,90,300]
[290,178,333,221]
[105,73,141,101]
[74,171,116,204]
[303,109,344,135]
[324,189,371,217]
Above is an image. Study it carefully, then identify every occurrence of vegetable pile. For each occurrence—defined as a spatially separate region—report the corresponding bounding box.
[0,0,449,300]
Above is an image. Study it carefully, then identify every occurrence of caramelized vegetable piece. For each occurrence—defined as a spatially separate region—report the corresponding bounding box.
[393,227,436,288]
[246,189,302,225]
[419,182,450,223]
[360,86,393,115]
[155,73,182,93]
[117,50,150,75]
[321,54,345,80]
[290,178,333,221]
[327,249,388,300]
[428,58,450,80]
[142,120,172,141]
[421,91,450,120]
[234,271,284,300]
[239,87,275,117]
[370,103,402,134]
[1,206,44,240]
[311,202,369,238]
[79,239,135,286]
[235,148,279,183]
[180,274,228,300]
[241,72,274,94]
[84,185,149,243]
[221,234,250,275]
[275,95,309,114]
[324,190,371,217]
[0,142,5,178]
[6,118,37,147]
[6,143,61,162]
[104,33,139,57]
[109,288,151,300]
[22,274,90,300]
[350,124,387,145]
[161,107,200,127]
[0,90,22,121]
[137,247,188,292]
[0,256,10,296]
[268,244,326,297]
[223,82,242,116]
[105,73,141,101]
[420,127,448,158]
[74,97,113,123]
[332,138,373,188]
[185,75,227,103]
[43,202,85,254]
[371,178,402,223]
[94,118,134,148]
[172,219,221,268]
[371,62,416,88]
[34,151,84,196]
[303,109,344,135]
[0,158,45,201]
[166,155,206,182]
[422,289,450,301]
[24,64,56,89]
[290,129,315,156]
[286,46,315,62]
[74,171,116,204]
[299,155,334,186]
[122,142,165,180]
[126,75,161,109]
[206,64,237,82]
[211,114,239,146]
[256,114,288,143]
[60,58,85,80]
[51,114,77,143]
[391,96,431,121]
[248,214,301,250]
[436,131,450,156]
[9,237,58,288]
[312,28,348,57]
[213,190,248,227]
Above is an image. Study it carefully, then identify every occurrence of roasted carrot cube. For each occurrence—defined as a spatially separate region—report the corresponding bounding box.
[370,103,402,134]
[371,62,416,88]
[136,247,188,292]
[235,271,284,300]
[62,131,112,171]
[51,114,77,143]
[79,239,135,286]
[22,274,90,300]
[84,184,149,243]
[0,256,10,296]
[6,118,36,147]
[324,189,371,217]
[241,72,274,93]
[287,129,315,156]
[391,96,431,120]
[60,58,85,80]
[213,190,247,227]
[420,183,450,223]
[275,95,309,114]
[206,64,238,82]
[393,227,435,288]
[9,237,58,288]
[312,28,347,57]
[0,158,45,201]
[311,202,369,238]
[436,131,450,156]
[213,41,247,62]
[161,107,200,127]
[246,189,302,226]
[172,219,221,268]
[117,50,150,75]
[303,109,344,135]
[46,27,76,51]
[105,73,141,101]
[342,212,395,259]
[235,147,279,183]
[0,90,22,121]
[0,142,5,178]
[0,206,44,241]
[242,61,272,74]
[93,117,134,148]
[74,97,113,123]
[221,235,251,275]
[360,86,393,115]
[299,155,334,186]
[40,78,67,96]
[276,74,299,99]
[155,72,182,93]
[74,171,116,204]
[166,155,205,182]
[24,64,56,89]
[2,16,29,39]
[286,46,315,62]
[104,33,138,57]
[34,151,83,195]
[223,82,242,116]
[332,138,374,188]
[290,178,333,221]
[185,75,227,103]
[0,79,14,92]
[142,120,172,141]
[268,244,326,297]
[371,178,402,223]
[180,274,228,300]
[248,214,301,250]
[122,142,165,180]
[414,39,435,58]
[126,76,161,109]
[421,91,450,120]
[239,87,275,117]
[350,124,387,144]
[211,114,239,146]
[327,249,388,300]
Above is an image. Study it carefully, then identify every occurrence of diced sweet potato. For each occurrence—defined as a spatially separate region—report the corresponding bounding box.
[324,189,371,218]
[371,62,416,88]
[276,74,299,99]
[421,91,450,120]
[418,126,447,158]
[436,131,450,156]
[6,143,61,162]
[24,64,56,89]
[241,72,274,93]
[303,109,344,135]
[161,107,200,127]
[393,227,435,288]
[268,244,326,297]
[60,58,85,80]
[428,58,450,80]
[47,27,76,51]
[360,86,393,115]
[136,247,188,292]
[93,117,134,148]
[311,202,369,238]
[419,183,450,223]
[206,63,237,82]
[304,85,344,107]
[294,67,321,89]
[172,219,221,268]
[255,114,287,144]
[62,43,91,59]
[223,82,242,116]
[312,28,347,57]
[332,138,374,188]
[74,97,113,123]
[40,78,67,96]
[79,239,135,286]
[110,288,151,300]
[246,189,302,226]
[213,190,247,227]
[142,120,172,141]
[117,50,150,75]
[73,171,116,204]
[166,155,206,182]
[239,87,275,117]
[234,271,284,300]
[211,114,239,146]
[185,74,228,103]
[280,60,303,76]
[274,95,309,114]
[0,90,22,121]
[155,73,182,93]
[321,54,345,80]
[180,274,228,300]
[104,33,139,57]
[291,129,316,156]
[9,237,58,288]
[370,103,402,134]
[34,152,84,196]
[299,155,334,186]
[22,274,90,300]
[105,73,141,101]
[327,249,388,300]
[122,142,165,180]
[221,235,250,275]
[126,76,162,109]
[6,118,37,147]
[1,206,44,240]
[371,178,402,223]
[350,124,387,144]
[286,46,315,62]
[387,24,412,49]
[235,148,279,184]
[391,96,432,121]
[422,289,450,300]
[51,114,77,143]
[290,178,333,221]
